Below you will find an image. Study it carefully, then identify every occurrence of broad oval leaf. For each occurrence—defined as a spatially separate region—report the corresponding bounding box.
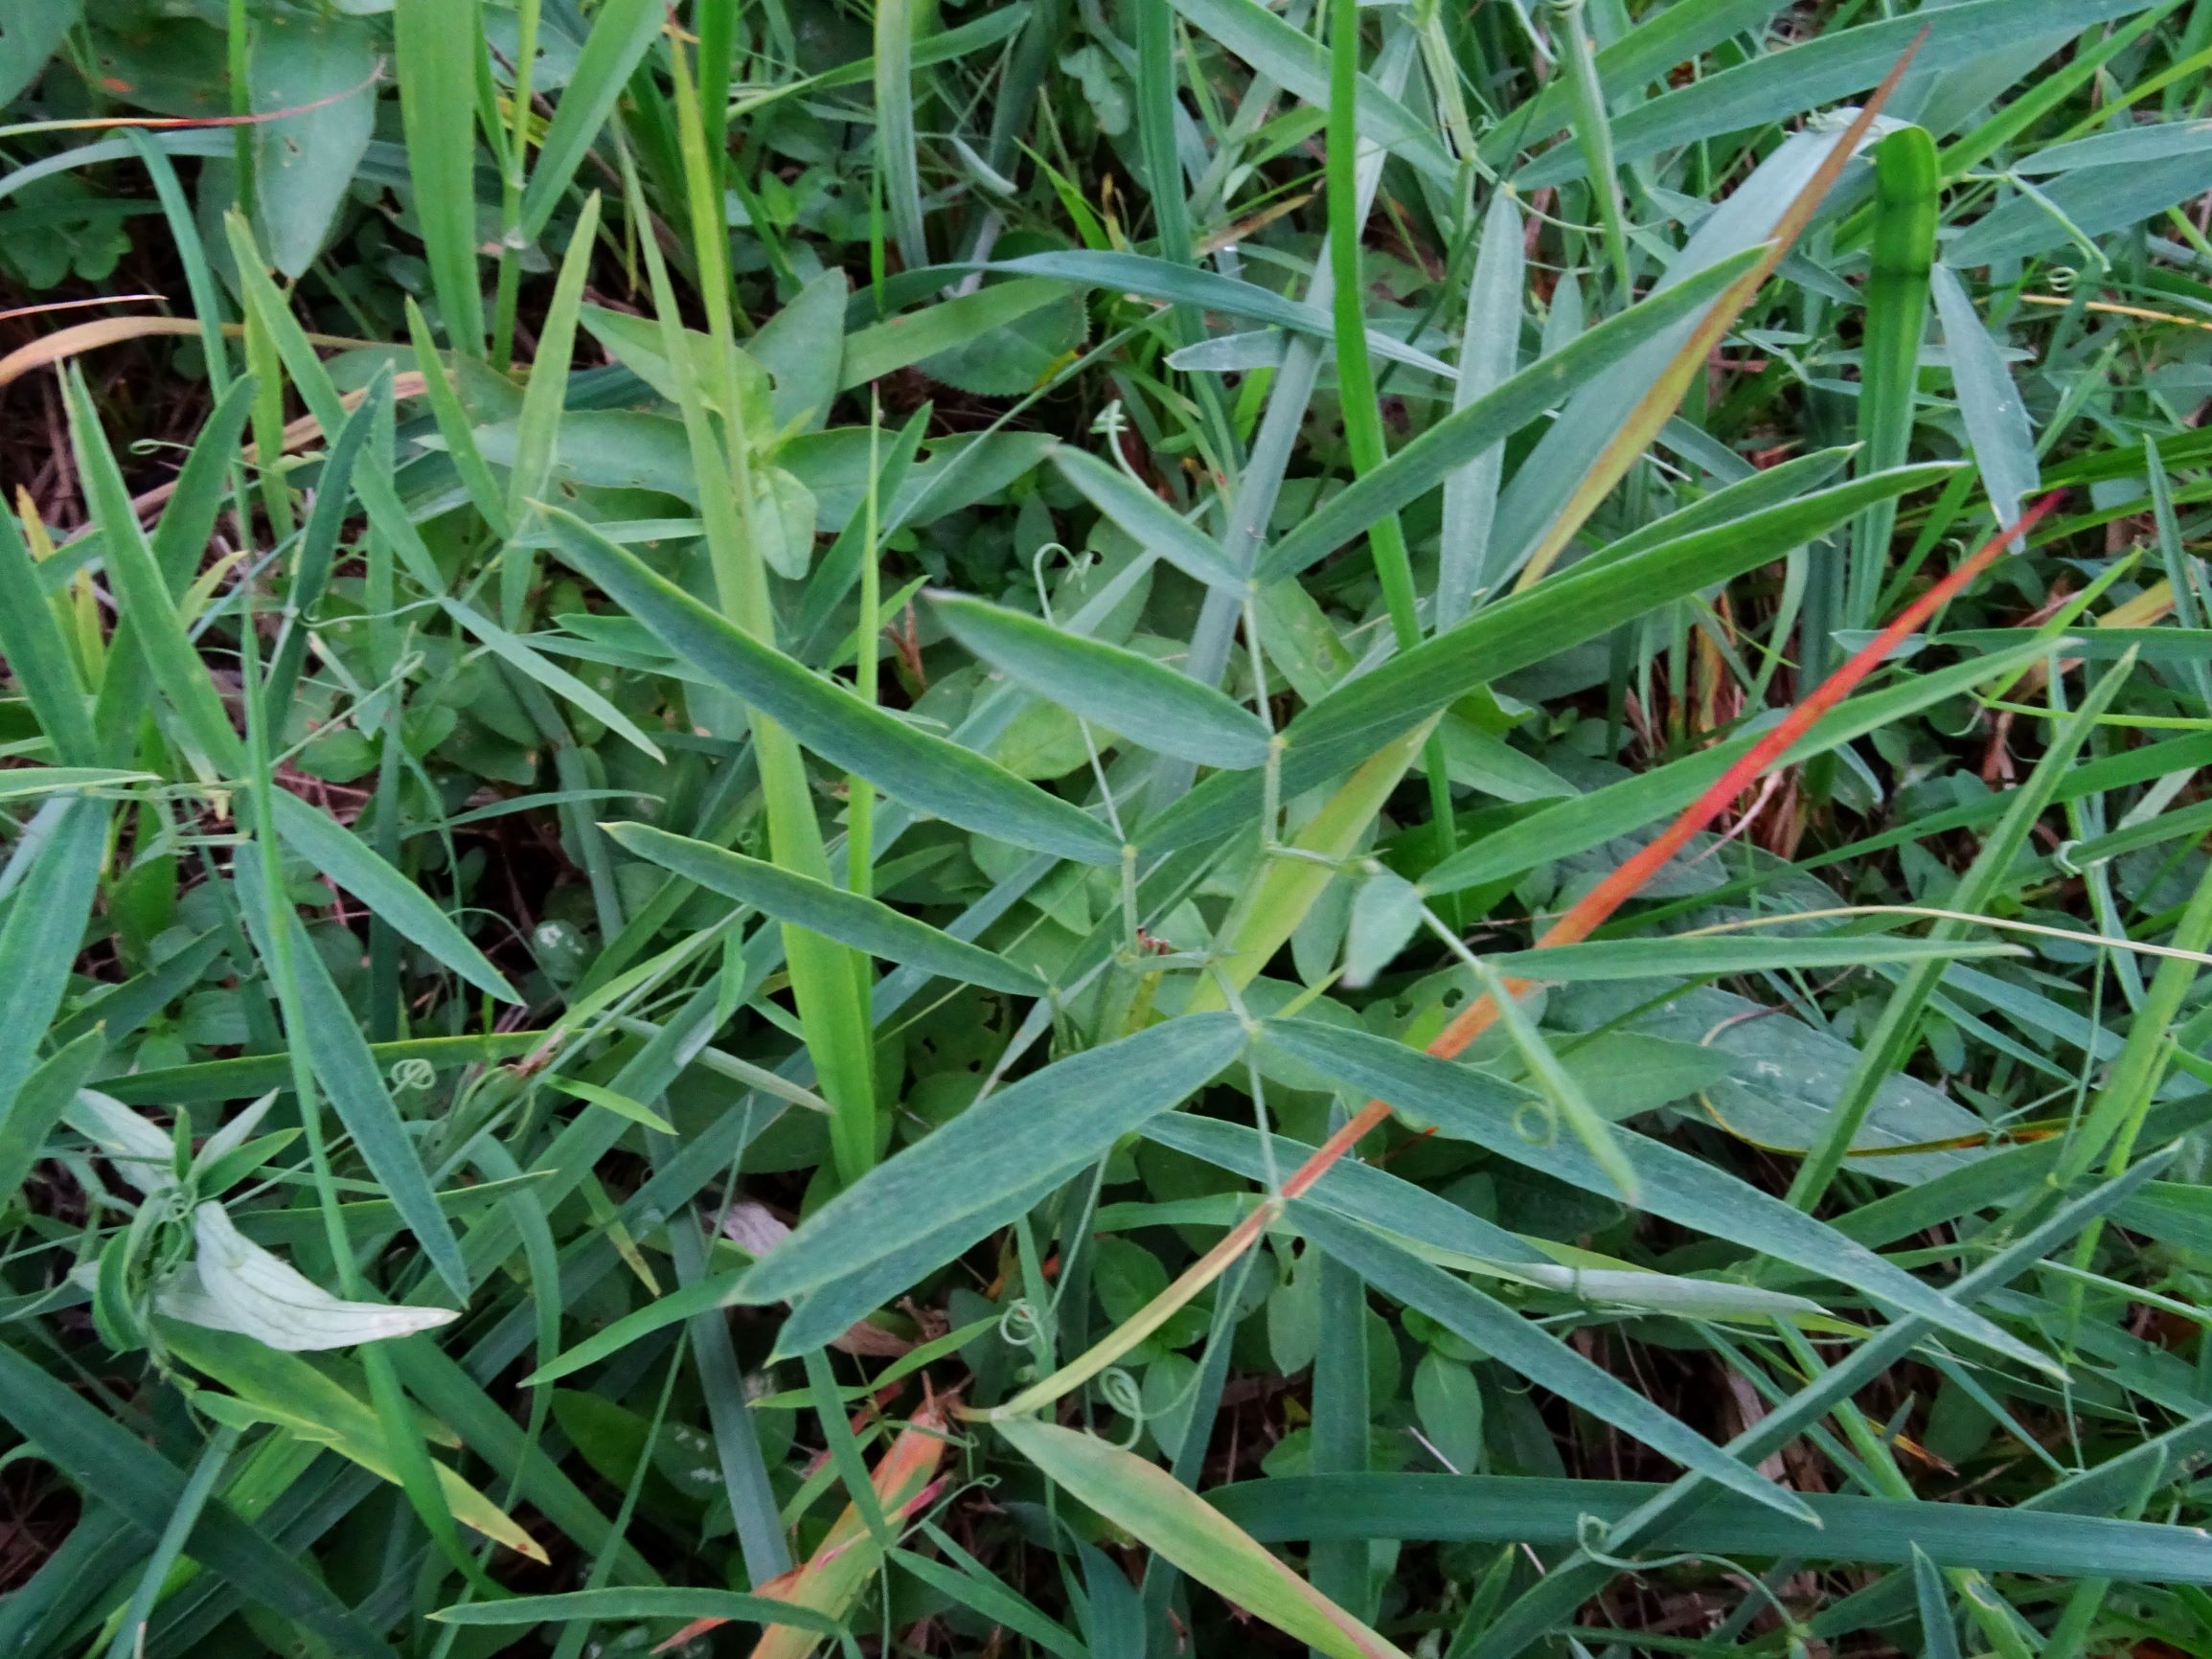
[930,590,1272,769]
[738,1014,1247,1305]
[531,504,1126,866]
[604,821,1043,995]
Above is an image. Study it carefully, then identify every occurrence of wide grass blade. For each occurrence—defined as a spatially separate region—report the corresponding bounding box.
[392,0,486,352]
[268,792,521,1006]
[738,1015,1245,1305]
[1216,1472,2212,1579]
[1294,1204,1816,1520]
[1259,1017,2052,1372]
[532,504,1127,865]
[233,856,470,1300]
[604,822,1044,994]
[930,589,1272,768]
[0,1341,393,1658]
[996,1417,1413,1659]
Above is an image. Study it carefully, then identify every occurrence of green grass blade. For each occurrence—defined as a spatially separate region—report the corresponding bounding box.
[1788,654,2135,1211]
[1513,0,2156,186]
[1294,1204,1816,1522]
[1217,1468,2212,1579]
[1437,190,1522,625]
[262,370,384,722]
[267,791,521,1005]
[1258,248,1759,583]
[1049,447,1248,593]
[0,499,95,766]
[432,1588,839,1631]
[930,590,1271,768]
[502,190,602,624]
[63,369,244,776]
[1258,1017,2055,1374]
[738,1015,1246,1304]
[996,1418,1413,1659]
[1152,465,1957,851]
[604,822,1043,995]
[0,1340,392,1658]
[392,0,486,352]
[233,855,471,1300]
[516,0,661,241]
[440,596,668,762]
[1847,125,1937,636]
[874,0,926,269]
[530,503,1127,865]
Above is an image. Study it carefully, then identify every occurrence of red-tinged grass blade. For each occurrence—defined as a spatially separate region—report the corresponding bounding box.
[976,491,2063,1422]
[1511,32,1931,593]
[646,1397,952,1658]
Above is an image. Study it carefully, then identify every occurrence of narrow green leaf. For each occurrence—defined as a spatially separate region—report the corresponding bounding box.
[997,1418,1412,1659]
[440,597,667,762]
[1050,447,1248,594]
[1421,637,2052,898]
[1165,0,1452,182]
[0,501,95,766]
[1257,1017,2055,1375]
[1512,0,2157,186]
[1257,250,1760,583]
[262,371,384,722]
[1928,263,2038,535]
[1486,933,2023,982]
[0,1029,104,1204]
[543,1077,677,1134]
[1294,1204,1815,1522]
[503,191,603,623]
[269,791,521,1005]
[605,822,1043,995]
[739,1015,1246,1304]
[1149,466,1959,852]
[1848,125,1937,630]
[0,1340,392,1658]
[517,0,661,240]
[930,590,1271,768]
[1215,1471,2212,1579]
[234,856,470,1300]
[531,502,1126,865]
[0,797,109,1120]
[63,369,243,775]
[1438,190,1523,623]
[432,1588,838,1631]
[841,280,1075,387]
[392,0,485,351]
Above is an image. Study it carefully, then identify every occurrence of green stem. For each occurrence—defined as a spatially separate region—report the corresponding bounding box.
[1326,0,1457,869]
